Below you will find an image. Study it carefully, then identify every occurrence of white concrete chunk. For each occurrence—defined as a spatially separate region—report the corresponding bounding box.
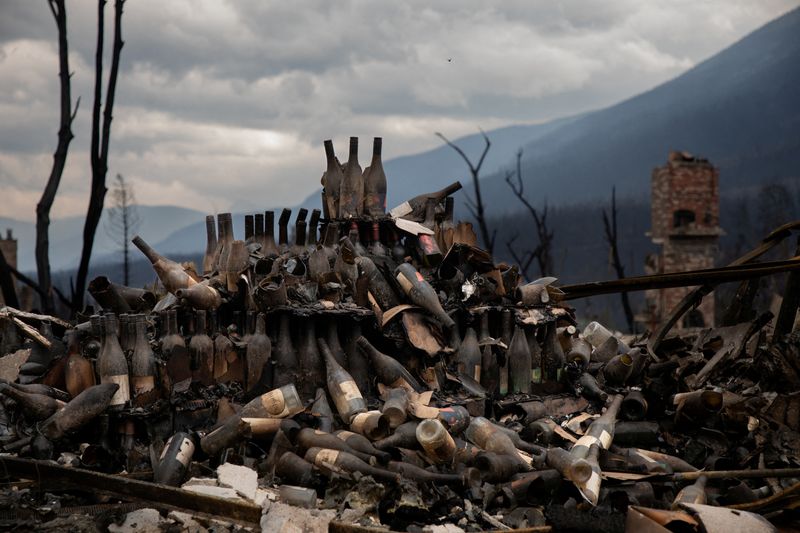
[216,462,258,502]
[107,508,166,533]
[182,484,243,501]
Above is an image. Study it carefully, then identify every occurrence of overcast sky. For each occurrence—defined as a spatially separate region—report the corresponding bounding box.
[0,0,796,221]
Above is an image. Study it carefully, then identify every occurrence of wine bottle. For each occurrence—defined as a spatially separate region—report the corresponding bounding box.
[272,313,299,389]
[672,476,708,509]
[566,336,592,368]
[528,326,543,385]
[322,140,343,219]
[480,344,498,395]
[263,210,279,257]
[602,352,634,386]
[339,137,364,218]
[131,314,156,401]
[241,215,253,245]
[213,319,234,381]
[253,212,265,251]
[367,222,387,257]
[175,280,222,310]
[65,338,95,398]
[304,447,399,482]
[415,419,456,463]
[154,431,195,486]
[356,336,422,392]
[416,198,443,266]
[319,338,366,424]
[308,209,321,247]
[621,390,648,421]
[7,382,70,402]
[311,388,334,433]
[344,321,370,394]
[163,309,190,383]
[363,137,387,216]
[291,209,308,256]
[245,313,272,392]
[190,310,215,386]
[570,395,623,463]
[394,263,454,328]
[474,451,524,483]
[350,410,390,440]
[275,451,322,488]
[356,256,399,310]
[508,324,532,394]
[132,236,197,294]
[465,417,530,470]
[240,384,305,418]
[0,383,65,420]
[278,208,291,253]
[389,181,463,222]
[374,421,419,450]
[324,317,347,368]
[455,327,481,383]
[296,428,376,465]
[578,372,608,403]
[333,429,391,463]
[39,383,120,440]
[297,317,323,399]
[388,460,475,485]
[381,387,408,429]
[97,314,130,409]
[436,405,471,435]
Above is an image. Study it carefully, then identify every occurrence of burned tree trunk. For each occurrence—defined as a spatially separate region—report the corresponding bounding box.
[73,0,125,311]
[36,0,79,314]
[436,130,496,255]
[602,187,635,332]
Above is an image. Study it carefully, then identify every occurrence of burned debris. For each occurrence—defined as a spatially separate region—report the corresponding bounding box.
[1,137,800,532]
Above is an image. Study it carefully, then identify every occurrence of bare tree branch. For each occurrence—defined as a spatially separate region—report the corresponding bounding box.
[505,149,553,278]
[73,0,125,310]
[37,0,78,314]
[435,130,494,254]
[602,186,635,332]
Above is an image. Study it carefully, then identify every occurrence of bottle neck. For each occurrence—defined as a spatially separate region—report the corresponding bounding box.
[255,314,266,335]
[245,215,254,240]
[348,137,358,161]
[265,211,276,244]
[196,311,207,334]
[206,216,217,246]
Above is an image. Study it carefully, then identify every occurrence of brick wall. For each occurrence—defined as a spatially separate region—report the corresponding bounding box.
[645,151,721,329]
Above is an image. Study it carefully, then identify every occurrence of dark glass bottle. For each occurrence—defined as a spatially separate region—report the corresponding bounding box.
[322,139,343,219]
[131,314,156,401]
[456,327,481,382]
[246,313,272,392]
[319,338,366,424]
[272,313,299,389]
[263,210,279,257]
[394,263,454,328]
[190,310,214,386]
[278,208,292,253]
[297,317,324,399]
[339,137,364,218]
[363,137,387,216]
[508,324,532,394]
[97,314,130,409]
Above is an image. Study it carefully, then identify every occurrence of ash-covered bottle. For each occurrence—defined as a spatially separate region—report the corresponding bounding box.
[278,208,292,254]
[339,137,364,218]
[297,317,324,399]
[394,263,454,328]
[131,314,156,402]
[154,432,195,486]
[97,314,130,409]
[132,236,196,294]
[508,323,532,394]
[272,313,299,389]
[39,383,120,440]
[356,336,422,392]
[0,383,65,420]
[263,210,279,257]
[363,137,387,216]
[245,313,272,392]
[189,310,214,386]
[367,222,387,257]
[322,140,343,219]
[202,215,217,275]
[416,198,443,266]
[319,338,366,424]
[456,327,481,382]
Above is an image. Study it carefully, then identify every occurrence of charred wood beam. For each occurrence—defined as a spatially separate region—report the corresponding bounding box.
[773,236,800,340]
[0,456,261,524]
[559,257,800,299]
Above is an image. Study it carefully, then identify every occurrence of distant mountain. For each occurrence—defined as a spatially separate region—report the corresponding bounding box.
[475,6,800,208]
[1,205,205,272]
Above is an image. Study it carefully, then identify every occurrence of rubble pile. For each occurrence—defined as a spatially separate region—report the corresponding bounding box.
[1,137,800,532]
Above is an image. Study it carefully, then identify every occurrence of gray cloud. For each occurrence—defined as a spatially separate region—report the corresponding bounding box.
[0,0,797,220]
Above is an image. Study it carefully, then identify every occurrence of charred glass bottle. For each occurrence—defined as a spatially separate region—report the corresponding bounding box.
[363,137,387,216]
[131,314,156,401]
[272,313,299,389]
[339,137,364,218]
[97,314,130,409]
[190,310,214,386]
[132,236,196,294]
[322,140,343,219]
[508,324,532,394]
[319,338,366,424]
[394,263,454,328]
